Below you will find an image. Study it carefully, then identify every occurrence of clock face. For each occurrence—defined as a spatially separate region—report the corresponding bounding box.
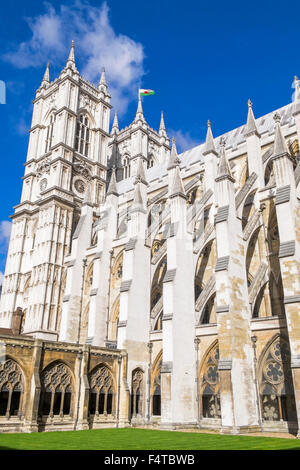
[40,178,47,192]
[74,179,86,194]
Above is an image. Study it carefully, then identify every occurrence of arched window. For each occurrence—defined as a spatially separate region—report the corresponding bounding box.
[88,365,114,416]
[45,114,56,153]
[75,114,90,157]
[199,343,221,419]
[147,155,155,169]
[259,337,297,423]
[131,369,143,418]
[0,359,24,418]
[122,156,131,179]
[151,358,161,416]
[39,362,73,418]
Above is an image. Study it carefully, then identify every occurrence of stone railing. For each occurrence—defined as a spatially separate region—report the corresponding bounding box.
[151,241,167,265]
[151,296,163,319]
[235,172,257,209]
[193,222,214,254]
[243,209,261,241]
[195,274,216,315]
[248,262,268,305]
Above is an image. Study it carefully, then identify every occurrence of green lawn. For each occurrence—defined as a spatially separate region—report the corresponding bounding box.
[0,428,299,450]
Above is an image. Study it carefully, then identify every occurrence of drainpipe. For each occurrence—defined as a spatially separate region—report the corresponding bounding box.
[194,337,201,428]
[105,250,114,342]
[146,342,153,424]
[77,258,87,345]
[251,335,263,429]
[116,354,122,428]
[73,348,83,431]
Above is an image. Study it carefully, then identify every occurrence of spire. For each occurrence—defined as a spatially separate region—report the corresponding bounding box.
[65,40,77,70]
[293,75,300,116]
[130,180,146,213]
[98,66,108,92]
[273,113,289,157]
[203,120,217,155]
[244,99,260,137]
[159,111,167,137]
[135,157,147,185]
[107,167,119,197]
[167,137,180,170]
[41,62,50,86]
[169,164,186,199]
[111,111,119,134]
[216,137,234,181]
[134,94,145,123]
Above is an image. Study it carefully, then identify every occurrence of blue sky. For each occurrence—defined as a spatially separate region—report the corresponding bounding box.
[0,0,299,278]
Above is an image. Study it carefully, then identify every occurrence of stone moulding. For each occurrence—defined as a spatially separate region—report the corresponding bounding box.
[125,237,137,251]
[161,361,173,373]
[275,185,290,205]
[163,269,176,283]
[216,305,229,313]
[90,288,98,296]
[215,256,230,272]
[215,205,229,224]
[278,240,295,258]
[117,321,127,328]
[284,295,300,304]
[290,355,300,368]
[218,359,232,370]
[120,280,132,292]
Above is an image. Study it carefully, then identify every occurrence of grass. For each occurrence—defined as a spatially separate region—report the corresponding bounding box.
[0,428,299,450]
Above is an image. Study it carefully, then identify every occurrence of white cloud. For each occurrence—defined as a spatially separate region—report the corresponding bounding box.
[3,1,145,115]
[168,129,202,153]
[0,221,12,253]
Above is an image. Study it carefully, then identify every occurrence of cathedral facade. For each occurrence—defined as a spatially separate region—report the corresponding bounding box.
[0,43,300,436]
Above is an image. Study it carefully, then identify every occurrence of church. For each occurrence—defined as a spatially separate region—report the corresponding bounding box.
[0,41,299,436]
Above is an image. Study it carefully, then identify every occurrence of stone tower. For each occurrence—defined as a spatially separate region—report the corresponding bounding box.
[0,42,111,340]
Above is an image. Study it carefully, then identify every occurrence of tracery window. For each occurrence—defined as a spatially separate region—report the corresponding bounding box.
[88,365,114,416]
[39,362,73,417]
[45,114,56,153]
[200,343,221,419]
[75,114,90,157]
[131,369,143,417]
[259,337,297,422]
[0,359,24,418]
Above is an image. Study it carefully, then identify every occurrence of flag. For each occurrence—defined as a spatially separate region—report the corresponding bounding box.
[139,89,155,96]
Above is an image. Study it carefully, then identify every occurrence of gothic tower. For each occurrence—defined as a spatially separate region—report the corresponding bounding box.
[0,43,111,340]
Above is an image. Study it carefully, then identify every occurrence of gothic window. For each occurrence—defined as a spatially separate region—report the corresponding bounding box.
[259,337,297,423]
[39,362,73,417]
[151,357,161,416]
[0,359,24,418]
[88,365,114,416]
[45,114,56,153]
[131,369,143,417]
[75,114,90,158]
[147,155,155,168]
[200,343,221,419]
[122,156,131,179]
